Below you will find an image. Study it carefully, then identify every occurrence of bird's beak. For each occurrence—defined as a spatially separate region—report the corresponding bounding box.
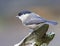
[16,16,19,18]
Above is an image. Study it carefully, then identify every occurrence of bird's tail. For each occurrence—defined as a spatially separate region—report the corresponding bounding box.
[45,20,58,25]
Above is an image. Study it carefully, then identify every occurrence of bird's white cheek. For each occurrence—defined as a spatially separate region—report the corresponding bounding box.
[19,16,24,22]
[19,14,29,22]
[19,17,21,19]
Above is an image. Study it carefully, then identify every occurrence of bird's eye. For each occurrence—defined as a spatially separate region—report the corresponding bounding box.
[18,13,22,16]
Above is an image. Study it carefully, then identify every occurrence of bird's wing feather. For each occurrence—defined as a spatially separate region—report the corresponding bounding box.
[25,17,46,25]
[24,13,46,25]
[30,13,45,20]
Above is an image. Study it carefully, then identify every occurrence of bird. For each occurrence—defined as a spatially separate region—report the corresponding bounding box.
[16,10,57,30]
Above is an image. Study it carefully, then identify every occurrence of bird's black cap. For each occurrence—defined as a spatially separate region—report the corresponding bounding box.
[18,10,32,16]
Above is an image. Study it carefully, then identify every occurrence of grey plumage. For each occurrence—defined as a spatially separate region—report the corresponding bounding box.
[23,13,57,25]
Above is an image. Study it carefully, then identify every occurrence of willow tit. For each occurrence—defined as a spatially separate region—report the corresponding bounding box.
[16,10,57,29]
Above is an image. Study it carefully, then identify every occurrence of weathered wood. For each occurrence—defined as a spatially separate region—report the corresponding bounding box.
[14,24,55,46]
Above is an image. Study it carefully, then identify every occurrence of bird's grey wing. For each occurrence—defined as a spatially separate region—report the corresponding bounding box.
[30,13,46,20]
[25,18,46,25]
[25,14,46,25]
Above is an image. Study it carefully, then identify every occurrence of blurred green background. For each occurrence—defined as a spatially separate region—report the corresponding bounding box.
[0,0,60,46]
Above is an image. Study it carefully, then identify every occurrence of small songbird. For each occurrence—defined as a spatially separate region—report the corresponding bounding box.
[16,10,57,29]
